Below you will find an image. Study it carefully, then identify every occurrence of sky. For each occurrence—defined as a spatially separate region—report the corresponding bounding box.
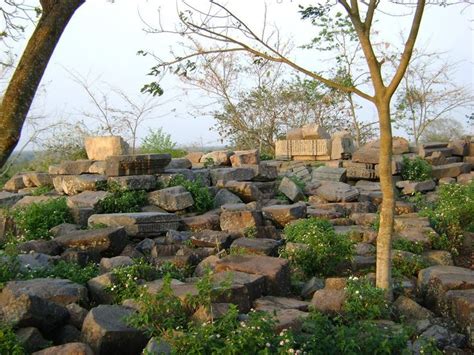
[4,0,474,149]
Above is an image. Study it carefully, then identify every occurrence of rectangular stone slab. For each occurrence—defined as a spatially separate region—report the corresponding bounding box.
[105,154,171,177]
[88,212,181,237]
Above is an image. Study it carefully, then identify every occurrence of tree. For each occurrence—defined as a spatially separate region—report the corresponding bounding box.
[143,0,429,297]
[420,117,466,143]
[0,0,85,169]
[393,50,473,145]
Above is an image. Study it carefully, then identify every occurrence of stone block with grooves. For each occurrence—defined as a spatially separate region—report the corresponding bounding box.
[210,167,256,185]
[105,154,171,177]
[312,166,347,182]
[84,136,129,161]
[88,212,181,237]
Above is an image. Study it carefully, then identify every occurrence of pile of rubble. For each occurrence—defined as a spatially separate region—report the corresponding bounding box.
[0,134,472,354]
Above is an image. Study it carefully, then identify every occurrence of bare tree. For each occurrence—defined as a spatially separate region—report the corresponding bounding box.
[68,69,175,153]
[393,50,473,145]
[142,0,431,297]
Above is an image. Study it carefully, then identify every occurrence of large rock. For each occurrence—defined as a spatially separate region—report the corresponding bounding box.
[262,203,307,228]
[448,140,469,156]
[278,177,305,202]
[105,154,171,177]
[55,227,128,256]
[53,175,107,195]
[311,288,346,314]
[331,131,355,160]
[167,158,192,169]
[182,213,220,232]
[81,305,148,355]
[432,163,471,179]
[22,172,52,188]
[445,289,474,347]
[12,195,56,209]
[15,327,50,353]
[352,137,409,164]
[224,181,262,202]
[251,163,278,182]
[84,136,129,160]
[220,210,263,231]
[0,191,23,208]
[213,189,243,208]
[301,123,330,139]
[215,255,291,295]
[190,230,235,248]
[396,180,436,195]
[210,167,256,185]
[88,212,181,237]
[108,175,157,191]
[49,160,95,175]
[315,181,359,202]
[67,190,110,209]
[3,175,26,191]
[312,166,347,182]
[0,278,88,306]
[230,149,260,167]
[185,152,204,164]
[230,238,281,256]
[199,151,233,166]
[32,342,94,355]
[148,186,194,211]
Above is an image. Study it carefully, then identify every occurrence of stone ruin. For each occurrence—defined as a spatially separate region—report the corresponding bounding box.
[0,134,473,353]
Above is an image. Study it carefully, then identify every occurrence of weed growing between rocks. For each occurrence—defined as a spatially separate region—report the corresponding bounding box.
[95,181,148,214]
[30,185,53,196]
[392,239,424,254]
[167,174,213,213]
[0,323,24,355]
[392,253,429,278]
[7,197,72,242]
[401,156,432,182]
[281,218,353,278]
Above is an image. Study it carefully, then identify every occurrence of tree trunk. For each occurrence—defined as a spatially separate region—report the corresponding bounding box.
[375,98,395,298]
[0,0,85,169]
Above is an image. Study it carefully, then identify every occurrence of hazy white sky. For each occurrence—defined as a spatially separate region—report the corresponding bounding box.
[8,0,474,148]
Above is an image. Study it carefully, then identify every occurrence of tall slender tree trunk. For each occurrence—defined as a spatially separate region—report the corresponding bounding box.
[0,0,85,169]
[375,98,395,296]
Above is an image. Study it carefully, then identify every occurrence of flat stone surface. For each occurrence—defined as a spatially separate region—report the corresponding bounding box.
[67,190,110,209]
[230,150,260,167]
[0,191,25,208]
[224,181,262,202]
[432,163,471,179]
[311,288,346,314]
[254,296,310,312]
[32,342,94,355]
[53,174,107,195]
[81,305,147,355]
[312,166,347,182]
[220,210,263,231]
[262,203,307,228]
[215,255,290,296]
[278,177,305,202]
[190,230,235,248]
[49,160,95,175]
[445,289,474,347]
[315,181,359,202]
[200,151,233,166]
[55,227,128,257]
[13,195,56,209]
[214,189,243,208]
[88,212,181,237]
[105,154,171,177]
[210,167,256,185]
[182,213,220,232]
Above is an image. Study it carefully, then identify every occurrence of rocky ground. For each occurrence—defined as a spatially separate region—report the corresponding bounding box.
[0,139,473,354]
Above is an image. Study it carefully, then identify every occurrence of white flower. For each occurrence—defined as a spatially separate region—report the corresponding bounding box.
[266,343,271,348]
[279,341,285,346]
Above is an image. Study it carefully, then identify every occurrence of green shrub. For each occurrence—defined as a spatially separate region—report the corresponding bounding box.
[281,218,353,277]
[298,312,411,354]
[167,174,213,213]
[392,239,424,255]
[95,182,148,214]
[23,261,99,285]
[392,252,429,278]
[401,156,432,182]
[343,277,390,321]
[422,181,474,255]
[30,186,53,196]
[203,157,215,168]
[259,153,274,161]
[108,260,188,303]
[0,256,20,288]
[0,323,24,355]
[9,197,72,241]
[140,128,187,158]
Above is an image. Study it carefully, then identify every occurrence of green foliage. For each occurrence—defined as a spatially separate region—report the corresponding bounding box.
[0,323,24,355]
[108,260,188,303]
[167,174,213,213]
[371,213,380,232]
[392,253,429,278]
[243,226,257,239]
[23,261,99,285]
[95,182,148,214]
[30,186,53,196]
[203,157,215,168]
[400,156,432,182]
[298,312,411,355]
[423,181,474,255]
[287,175,306,191]
[392,239,424,255]
[140,128,187,157]
[281,218,353,277]
[343,277,390,321]
[259,153,273,161]
[9,198,72,242]
[0,256,20,288]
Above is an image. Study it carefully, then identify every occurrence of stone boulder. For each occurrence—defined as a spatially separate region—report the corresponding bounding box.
[315,181,359,202]
[185,152,204,164]
[81,305,148,355]
[220,210,263,231]
[22,172,52,188]
[312,166,347,182]
[148,186,194,212]
[230,149,260,167]
[301,123,330,140]
[230,238,281,256]
[278,177,305,202]
[0,191,23,208]
[32,342,94,355]
[53,175,107,195]
[210,167,256,185]
[108,175,157,191]
[4,175,26,191]
[262,203,307,228]
[84,136,129,160]
[224,181,262,202]
[67,190,110,209]
[199,151,233,166]
[432,163,471,179]
[54,227,128,257]
[396,180,436,195]
[167,158,192,169]
[105,154,171,177]
[213,189,243,208]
